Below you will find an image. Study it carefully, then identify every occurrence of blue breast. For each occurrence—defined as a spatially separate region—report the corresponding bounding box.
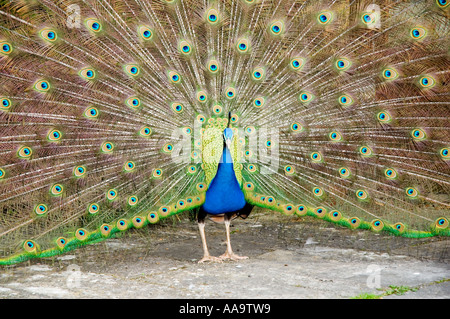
[202,145,246,215]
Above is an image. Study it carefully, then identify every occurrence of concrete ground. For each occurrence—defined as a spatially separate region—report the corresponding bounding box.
[0,210,448,299]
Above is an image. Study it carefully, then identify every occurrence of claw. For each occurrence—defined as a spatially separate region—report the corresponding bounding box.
[219,252,248,261]
[198,255,223,263]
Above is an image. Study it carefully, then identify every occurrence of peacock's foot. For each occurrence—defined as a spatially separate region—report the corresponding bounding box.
[219,252,249,261]
[198,255,223,263]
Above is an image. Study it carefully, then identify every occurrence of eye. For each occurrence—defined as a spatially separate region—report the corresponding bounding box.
[405,187,418,198]
[361,12,376,25]
[335,58,351,71]
[34,80,50,92]
[338,94,353,107]
[179,40,192,55]
[384,168,398,179]
[168,71,181,83]
[47,129,62,142]
[356,189,368,200]
[171,102,184,113]
[73,165,86,178]
[0,41,12,55]
[138,25,153,40]
[318,11,333,25]
[35,204,48,215]
[418,75,435,88]
[18,146,32,159]
[79,67,96,80]
[85,18,102,33]
[1,98,11,111]
[207,8,219,24]
[197,91,208,103]
[410,27,426,40]
[411,128,426,140]
[299,91,314,103]
[339,167,351,178]
[382,68,399,80]
[252,67,265,81]
[88,203,99,214]
[106,189,118,201]
[329,131,342,142]
[237,38,250,53]
[289,57,305,71]
[84,106,99,119]
[39,28,57,42]
[270,20,284,35]
[253,97,265,108]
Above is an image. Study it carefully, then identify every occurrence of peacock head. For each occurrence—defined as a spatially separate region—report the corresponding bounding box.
[223,127,233,149]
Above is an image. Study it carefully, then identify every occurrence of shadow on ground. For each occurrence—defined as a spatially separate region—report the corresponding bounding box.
[1,210,449,299]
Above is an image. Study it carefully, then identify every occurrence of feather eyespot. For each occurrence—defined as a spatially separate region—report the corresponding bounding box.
[73,165,86,178]
[377,111,392,123]
[171,102,184,113]
[179,40,192,55]
[34,80,50,93]
[435,217,448,229]
[318,11,333,25]
[0,167,5,180]
[313,187,324,197]
[349,217,361,228]
[147,212,159,224]
[101,142,114,153]
[168,71,181,83]
[405,187,418,198]
[100,224,111,237]
[208,59,220,74]
[88,203,99,214]
[85,18,102,33]
[253,97,265,108]
[56,237,67,249]
[418,75,435,88]
[117,219,128,231]
[124,161,135,172]
[410,27,426,40]
[124,64,140,77]
[356,189,368,200]
[296,205,307,216]
[329,131,342,142]
[23,240,38,253]
[382,68,399,80]
[338,94,353,107]
[329,210,342,222]
[0,98,11,111]
[132,216,145,228]
[411,128,426,140]
[138,25,153,40]
[384,168,398,179]
[207,9,219,24]
[126,97,141,109]
[252,67,265,81]
[436,0,449,9]
[152,168,163,178]
[39,28,57,42]
[79,67,96,80]
[106,189,118,201]
[310,152,322,162]
[371,219,384,231]
[335,58,351,71]
[47,129,62,142]
[237,38,250,53]
[361,12,376,25]
[440,147,449,159]
[34,204,48,216]
[18,146,32,159]
[128,196,138,206]
[75,229,88,241]
[284,165,295,175]
[269,20,284,35]
[50,183,64,196]
[359,146,373,157]
[299,91,314,103]
[290,57,304,71]
[0,41,12,55]
[84,106,99,119]
[139,126,152,137]
[225,87,236,99]
[197,91,208,103]
[339,167,351,178]
[314,206,327,218]
[291,122,303,132]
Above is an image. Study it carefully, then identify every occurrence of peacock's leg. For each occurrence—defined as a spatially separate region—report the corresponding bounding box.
[197,221,222,263]
[219,219,248,261]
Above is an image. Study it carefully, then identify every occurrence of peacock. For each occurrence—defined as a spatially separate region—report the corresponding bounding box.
[0,0,449,266]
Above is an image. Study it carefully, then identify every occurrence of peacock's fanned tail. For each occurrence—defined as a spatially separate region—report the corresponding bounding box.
[0,0,449,265]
